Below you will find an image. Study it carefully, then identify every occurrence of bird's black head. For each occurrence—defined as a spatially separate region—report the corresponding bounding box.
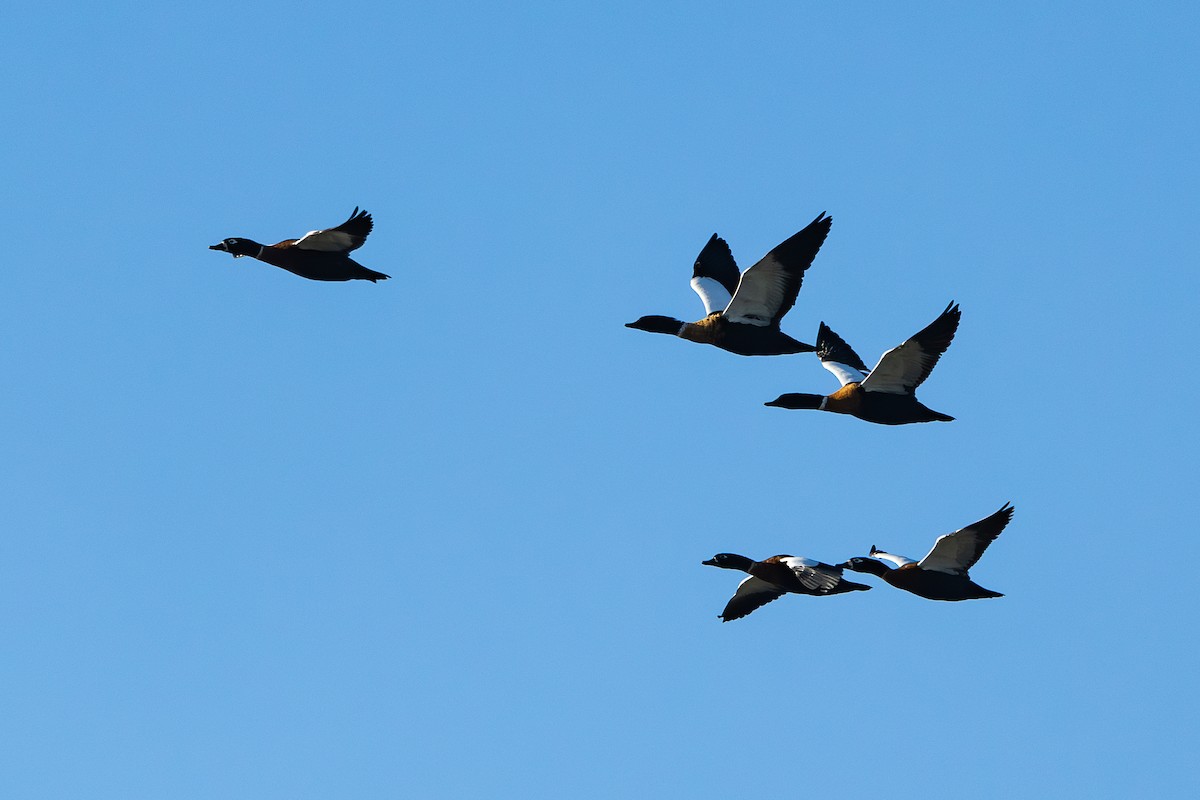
[764,393,824,410]
[840,556,890,577]
[702,553,754,572]
[209,237,260,258]
[626,315,684,335]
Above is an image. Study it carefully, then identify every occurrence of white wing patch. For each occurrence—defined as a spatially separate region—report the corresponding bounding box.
[870,550,917,569]
[722,256,790,326]
[821,360,868,388]
[690,276,734,316]
[293,229,358,252]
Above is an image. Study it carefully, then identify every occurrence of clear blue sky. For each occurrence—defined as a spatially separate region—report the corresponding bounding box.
[2,2,1197,797]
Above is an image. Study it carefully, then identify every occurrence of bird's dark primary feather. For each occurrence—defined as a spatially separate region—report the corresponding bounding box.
[816,322,870,374]
[692,233,741,299]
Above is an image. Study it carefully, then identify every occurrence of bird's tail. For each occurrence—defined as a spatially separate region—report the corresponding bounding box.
[354,264,391,282]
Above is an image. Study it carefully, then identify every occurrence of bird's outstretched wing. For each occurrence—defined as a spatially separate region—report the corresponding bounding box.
[291,207,374,252]
[689,234,740,316]
[860,302,960,394]
[815,322,870,387]
[718,576,787,622]
[723,213,832,327]
[917,504,1014,576]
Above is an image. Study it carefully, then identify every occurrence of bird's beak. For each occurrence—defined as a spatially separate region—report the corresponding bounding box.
[209,242,229,252]
[701,559,717,566]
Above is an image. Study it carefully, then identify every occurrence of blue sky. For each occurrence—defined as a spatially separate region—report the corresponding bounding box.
[2,2,1197,797]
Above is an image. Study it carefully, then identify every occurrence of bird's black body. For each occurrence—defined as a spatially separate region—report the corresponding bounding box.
[842,558,1003,601]
[250,246,388,283]
[765,388,954,425]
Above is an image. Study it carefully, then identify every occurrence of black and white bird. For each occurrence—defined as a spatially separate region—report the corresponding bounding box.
[209,207,389,282]
[841,504,1014,601]
[765,302,960,424]
[626,213,832,355]
[702,553,870,622]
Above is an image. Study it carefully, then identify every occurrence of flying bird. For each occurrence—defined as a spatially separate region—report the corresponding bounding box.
[840,504,1014,601]
[765,302,960,424]
[702,552,870,622]
[626,213,832,356]
[209,207,389,282]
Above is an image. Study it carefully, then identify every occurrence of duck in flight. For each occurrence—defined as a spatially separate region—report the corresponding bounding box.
[840,504,1014,601]
[765,302,960,424]
[209,207,389,282]
[626,213,832,356]
[702,552,870,621]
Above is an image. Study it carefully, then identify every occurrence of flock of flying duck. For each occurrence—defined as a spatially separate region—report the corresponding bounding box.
[624,212,1015,622]
[208,208,1014,623]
